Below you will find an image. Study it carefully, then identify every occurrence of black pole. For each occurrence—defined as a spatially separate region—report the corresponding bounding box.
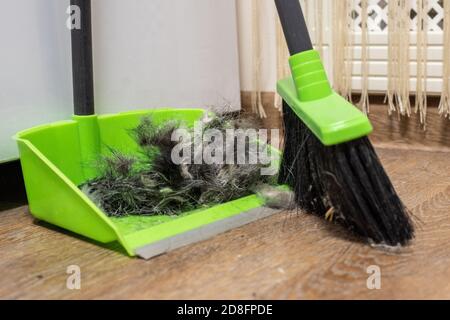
[70,0,95,115]
[274,0,313,55]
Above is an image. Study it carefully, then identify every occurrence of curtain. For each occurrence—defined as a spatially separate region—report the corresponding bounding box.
[237,0,450,128]
[439,0,450,118]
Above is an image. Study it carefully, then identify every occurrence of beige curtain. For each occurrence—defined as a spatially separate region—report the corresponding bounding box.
[275,12,290,111]
[250,0,266,118]
[332,0,354,102]
[439,0,450,119]
[358,0,370,113]
[415,0,429,126]
[387,0,412,117]
[241,0,450,127]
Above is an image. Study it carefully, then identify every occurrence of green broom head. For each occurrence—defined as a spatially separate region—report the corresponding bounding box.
[278,49,414,247]
[278,50,373,146]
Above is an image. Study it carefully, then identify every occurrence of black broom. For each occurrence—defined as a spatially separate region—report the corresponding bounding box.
[275,0,414,246]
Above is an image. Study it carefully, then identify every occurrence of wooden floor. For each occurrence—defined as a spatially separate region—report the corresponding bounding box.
[0,147,449,299]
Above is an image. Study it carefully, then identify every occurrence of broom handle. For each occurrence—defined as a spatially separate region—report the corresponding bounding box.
[70,0,95,116]
[274,0,313,55]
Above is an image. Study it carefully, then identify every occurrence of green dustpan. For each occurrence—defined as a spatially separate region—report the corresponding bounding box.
[15,109,278,259]
[14,1,279,259]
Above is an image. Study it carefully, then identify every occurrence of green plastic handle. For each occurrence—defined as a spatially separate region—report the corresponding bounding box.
[289,50,332,101]
[278,49,373,146]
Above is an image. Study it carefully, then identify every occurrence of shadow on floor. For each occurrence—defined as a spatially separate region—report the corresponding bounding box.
[0,160,27,212]
[33,217,129,257]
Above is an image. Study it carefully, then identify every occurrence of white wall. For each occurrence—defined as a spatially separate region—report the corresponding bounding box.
[0,0,72,162]
[0,0,241,161]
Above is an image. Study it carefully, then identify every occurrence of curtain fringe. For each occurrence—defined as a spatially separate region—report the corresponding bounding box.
[415,0,429,129]
[439,0,450,119]
[255,0,449,124]
[332,0,354,102]
[315,0,324,58]
[386,0,412,117]
[359,0,370,114]
[251,0,266,119]
[275,11,290,111]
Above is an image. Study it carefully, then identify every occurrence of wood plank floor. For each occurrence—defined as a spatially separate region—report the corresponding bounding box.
[0,147,449,299]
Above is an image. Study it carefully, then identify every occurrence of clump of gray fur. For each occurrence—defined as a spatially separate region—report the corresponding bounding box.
[80,112,285,217]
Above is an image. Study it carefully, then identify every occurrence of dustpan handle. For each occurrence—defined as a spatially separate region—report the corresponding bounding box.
[70,0,95,116]
[274,0,313,55]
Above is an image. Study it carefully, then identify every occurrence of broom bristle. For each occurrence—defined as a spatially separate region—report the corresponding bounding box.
[279,101,414,246]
